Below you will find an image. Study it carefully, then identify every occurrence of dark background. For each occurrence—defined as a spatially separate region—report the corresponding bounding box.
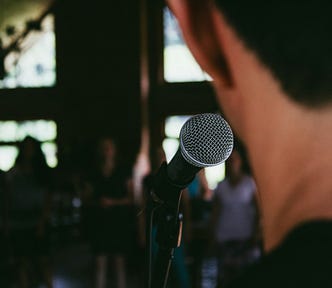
[0,0,219,168]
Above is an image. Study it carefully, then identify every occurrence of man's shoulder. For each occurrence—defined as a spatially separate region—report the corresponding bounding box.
[228,220,332,288]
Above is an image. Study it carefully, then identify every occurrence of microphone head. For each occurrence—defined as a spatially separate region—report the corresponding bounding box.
[179,113,233,168]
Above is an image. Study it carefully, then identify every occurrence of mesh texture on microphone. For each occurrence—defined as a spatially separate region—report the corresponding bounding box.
[179,113,233,168]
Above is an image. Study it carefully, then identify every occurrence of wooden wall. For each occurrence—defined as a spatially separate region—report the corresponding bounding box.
[0,0,218,170]
[0,0,141,168]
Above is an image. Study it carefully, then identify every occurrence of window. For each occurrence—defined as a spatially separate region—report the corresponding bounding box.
[163,7,212,83]
[0,14,56,89]
[163,115,225,189]
[0,119,57,171]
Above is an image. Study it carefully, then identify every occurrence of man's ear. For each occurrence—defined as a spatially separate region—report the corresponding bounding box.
[166,0,232,87]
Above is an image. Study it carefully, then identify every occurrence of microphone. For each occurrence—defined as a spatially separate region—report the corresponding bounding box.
[152,113,233,206]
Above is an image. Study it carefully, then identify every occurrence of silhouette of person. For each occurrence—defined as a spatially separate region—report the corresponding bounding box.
[83,136,134,288]
[6,136,53,288]
[166,1,332,287]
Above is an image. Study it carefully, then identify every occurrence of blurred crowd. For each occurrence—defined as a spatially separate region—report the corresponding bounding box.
[0,136,262,288]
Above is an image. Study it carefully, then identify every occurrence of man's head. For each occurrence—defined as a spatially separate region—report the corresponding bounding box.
[167,0,332,251]
[166,0,331,140]
[167,0,332,250]
[213,1,331,107]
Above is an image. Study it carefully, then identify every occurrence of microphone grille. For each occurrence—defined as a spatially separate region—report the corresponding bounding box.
[179,113,233,168]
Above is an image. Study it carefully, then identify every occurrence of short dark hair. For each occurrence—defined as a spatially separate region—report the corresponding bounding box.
[215,1,331,107]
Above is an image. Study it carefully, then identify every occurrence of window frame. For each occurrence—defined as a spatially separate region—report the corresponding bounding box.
[145,0,219,153]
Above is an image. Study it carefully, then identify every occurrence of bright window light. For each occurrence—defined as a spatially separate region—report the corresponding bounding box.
[162,138,179,163]
[18,120,57,142]
[41,142,58,168]
[165,115,191,138]
[205,165,225,190]
[0,146,18,171]
[0,120,57,142]
[0,121,19,142]
[164,8,212,83]
[0,120,57,171]
[0,14,56,89]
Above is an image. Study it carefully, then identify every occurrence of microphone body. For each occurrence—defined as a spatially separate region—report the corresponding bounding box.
[147,113,233,288]
[152,113,233,206]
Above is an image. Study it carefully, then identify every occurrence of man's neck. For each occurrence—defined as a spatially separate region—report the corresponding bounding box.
[248,105,332,252]
[260,157,332,252]
[211,16,332,252]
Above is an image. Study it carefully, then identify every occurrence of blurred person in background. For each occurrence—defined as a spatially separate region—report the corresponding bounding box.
[82,136,134,288]
[210,143,261,287]
[6,136,53,288]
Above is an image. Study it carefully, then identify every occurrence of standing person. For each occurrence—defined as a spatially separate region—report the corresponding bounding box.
[210,144,260,287]
[165,1,332,287]
[6,136,53,288]
[84,136,134,288]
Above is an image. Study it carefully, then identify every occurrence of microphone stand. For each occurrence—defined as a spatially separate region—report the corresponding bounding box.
[146,163,187,288]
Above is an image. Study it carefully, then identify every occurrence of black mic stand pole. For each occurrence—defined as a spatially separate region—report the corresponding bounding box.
[146,162,189,288]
